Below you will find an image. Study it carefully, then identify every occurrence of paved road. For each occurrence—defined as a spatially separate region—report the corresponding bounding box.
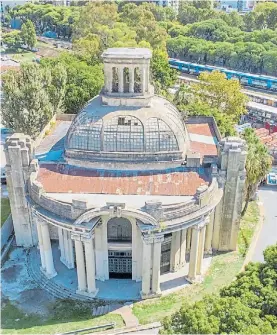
[252,185,277,262]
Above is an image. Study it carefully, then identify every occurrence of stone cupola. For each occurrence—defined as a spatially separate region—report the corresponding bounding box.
[101,48,154,107]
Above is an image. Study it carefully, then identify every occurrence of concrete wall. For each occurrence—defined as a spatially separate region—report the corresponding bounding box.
[1,215,13,249]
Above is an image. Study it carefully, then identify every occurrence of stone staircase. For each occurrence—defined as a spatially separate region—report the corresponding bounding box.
[92,304,122,316]
[27,248,96,302]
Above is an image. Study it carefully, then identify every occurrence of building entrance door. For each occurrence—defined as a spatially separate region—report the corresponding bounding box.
[108,250,132,278]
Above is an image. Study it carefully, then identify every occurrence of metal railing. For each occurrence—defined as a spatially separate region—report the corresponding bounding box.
[57,322,116,335]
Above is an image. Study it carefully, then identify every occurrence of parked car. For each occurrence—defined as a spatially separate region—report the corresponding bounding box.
[1,168,6,184]
[268,173,277,185]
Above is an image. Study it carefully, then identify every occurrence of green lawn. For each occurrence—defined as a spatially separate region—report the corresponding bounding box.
[238,201,260,256]
[132,201,260,325]
[2,49,36,63]
[1,198,10,226]
[1,299,124,335]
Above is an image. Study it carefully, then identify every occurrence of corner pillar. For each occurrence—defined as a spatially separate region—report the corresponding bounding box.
[41,222,57,279]
[197,225,206,276]
[37,221,46,271]
[141,237,152,299]
[72,235,87,293]
[170,231,181,272]
[151,236,163,296]
[83,235,98,297]
[187,225,200,282]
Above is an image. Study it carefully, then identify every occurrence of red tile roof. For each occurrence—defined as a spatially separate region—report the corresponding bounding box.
[189,141,218,156]
[187,123,216,137]
[37,164,210,196]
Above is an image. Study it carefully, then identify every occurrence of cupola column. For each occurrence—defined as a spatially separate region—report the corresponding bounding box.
[118,66,124,93]
[129,66,135,93]
[141,65,146,93]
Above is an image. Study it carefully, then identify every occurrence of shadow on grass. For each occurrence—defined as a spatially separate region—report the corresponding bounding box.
[1,298,123,334]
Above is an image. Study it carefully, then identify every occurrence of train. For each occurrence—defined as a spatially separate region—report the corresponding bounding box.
[176,75,277,108]
[169,59,277,92]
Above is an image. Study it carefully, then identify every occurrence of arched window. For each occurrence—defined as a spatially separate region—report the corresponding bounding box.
[145,118,179,152]
[107,217,132,242]
[103,116,144,152]
[67,116,103,151]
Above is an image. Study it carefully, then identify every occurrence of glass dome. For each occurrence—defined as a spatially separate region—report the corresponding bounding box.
[65,95,188,162]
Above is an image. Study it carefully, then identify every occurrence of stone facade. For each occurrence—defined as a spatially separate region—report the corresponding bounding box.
[5,48,247,300]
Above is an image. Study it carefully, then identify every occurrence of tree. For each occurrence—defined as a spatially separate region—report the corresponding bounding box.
[162,244,277,334]
[2,31,22,50]
[151,49,177,94]
[41,53,104,114]
[20,19,36,49]
[2,64,53,138]
[192,71,248,122]
[241,128,272,216]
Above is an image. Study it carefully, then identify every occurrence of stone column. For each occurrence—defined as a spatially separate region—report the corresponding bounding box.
[170,231,181,272]
[141,237,152,298]
[129,66,134,93]
[136,225,143,281]
[73,236,87,293]
[118,66,124,93]
[152,236,163,295]
[95,217,109,281]
[205,213,214,254]
[104,64,113,93]
[187,225,200,282]
[141,66,146,93]
[37,222,46,271]
[41,222,57,279]
[67,235,75,269]
[180,229,187,267]
[58,227,65,264]
[197,225,206,276]
[131,217,137,281]
[186,228,192,253]
[83,235,98,297]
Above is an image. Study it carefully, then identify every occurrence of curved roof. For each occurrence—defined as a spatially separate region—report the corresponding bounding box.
[65,95,188,161]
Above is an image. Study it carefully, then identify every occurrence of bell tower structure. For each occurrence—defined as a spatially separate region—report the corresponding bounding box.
[101,48,153,107]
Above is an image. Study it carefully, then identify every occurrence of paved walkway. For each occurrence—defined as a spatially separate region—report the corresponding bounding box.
[252,185,277,262]
[111,304,139,328]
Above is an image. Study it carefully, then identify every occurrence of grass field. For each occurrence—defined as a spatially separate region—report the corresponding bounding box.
[1,198,10,226]
[1,299,124,335]
[132,201,260,324]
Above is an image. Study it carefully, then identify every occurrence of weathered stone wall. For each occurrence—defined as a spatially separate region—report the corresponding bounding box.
[215,137,247,251]
[4,134,36,247]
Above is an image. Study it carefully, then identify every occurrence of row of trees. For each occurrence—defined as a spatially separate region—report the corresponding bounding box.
[4,3,80,39]
[167,35,277,75]
[162,244,277,334]
[177,1,277,31]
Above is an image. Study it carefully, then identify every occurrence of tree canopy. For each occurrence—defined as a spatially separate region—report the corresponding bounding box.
[2,63,66,138]
[241,128,272,216]
[162,244,277,334]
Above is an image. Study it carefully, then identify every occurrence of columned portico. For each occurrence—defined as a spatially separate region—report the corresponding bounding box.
[38,221,57,279]
[187,220,208,282]
[72,233,98,298]
[141,235,163,299]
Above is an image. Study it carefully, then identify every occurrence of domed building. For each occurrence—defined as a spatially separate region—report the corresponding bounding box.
[5,48,247,300]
